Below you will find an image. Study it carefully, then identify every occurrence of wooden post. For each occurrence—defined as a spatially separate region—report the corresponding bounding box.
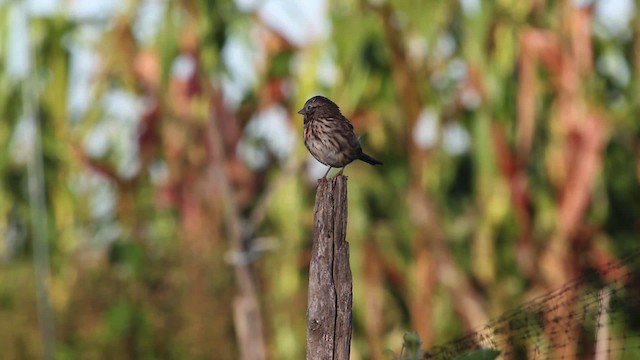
[306,175,353,360]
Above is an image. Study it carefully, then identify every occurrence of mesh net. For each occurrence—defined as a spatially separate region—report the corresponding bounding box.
[424,249,640,359]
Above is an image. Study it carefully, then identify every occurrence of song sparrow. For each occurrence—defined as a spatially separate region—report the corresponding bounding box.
[298,96,383,178]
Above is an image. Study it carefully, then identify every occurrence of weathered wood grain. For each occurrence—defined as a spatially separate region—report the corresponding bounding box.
[306,175,353,360]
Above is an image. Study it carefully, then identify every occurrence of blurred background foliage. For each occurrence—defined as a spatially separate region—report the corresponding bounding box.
[1,0,639,359]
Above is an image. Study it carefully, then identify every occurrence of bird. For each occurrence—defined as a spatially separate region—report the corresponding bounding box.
[297,95,383,179]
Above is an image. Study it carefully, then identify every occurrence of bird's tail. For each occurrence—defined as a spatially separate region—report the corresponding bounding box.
[358,152,383,166]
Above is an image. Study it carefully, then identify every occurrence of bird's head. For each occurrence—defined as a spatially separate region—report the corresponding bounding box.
[297,96,339,119]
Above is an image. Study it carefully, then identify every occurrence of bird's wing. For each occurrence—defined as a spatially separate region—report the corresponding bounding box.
[331,115,360,146]
[327,115,354,130]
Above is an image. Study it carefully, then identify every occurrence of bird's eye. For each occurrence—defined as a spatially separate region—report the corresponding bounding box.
[306,104,312,111]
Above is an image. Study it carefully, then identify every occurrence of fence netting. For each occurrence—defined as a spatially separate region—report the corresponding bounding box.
[425,249,640,359]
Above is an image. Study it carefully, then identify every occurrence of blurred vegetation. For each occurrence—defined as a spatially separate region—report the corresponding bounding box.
[1,0,639,359]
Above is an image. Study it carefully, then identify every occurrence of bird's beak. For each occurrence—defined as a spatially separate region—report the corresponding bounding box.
[297,107,305,115]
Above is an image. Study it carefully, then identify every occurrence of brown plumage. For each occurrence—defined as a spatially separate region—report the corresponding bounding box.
[297,96,383,178]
